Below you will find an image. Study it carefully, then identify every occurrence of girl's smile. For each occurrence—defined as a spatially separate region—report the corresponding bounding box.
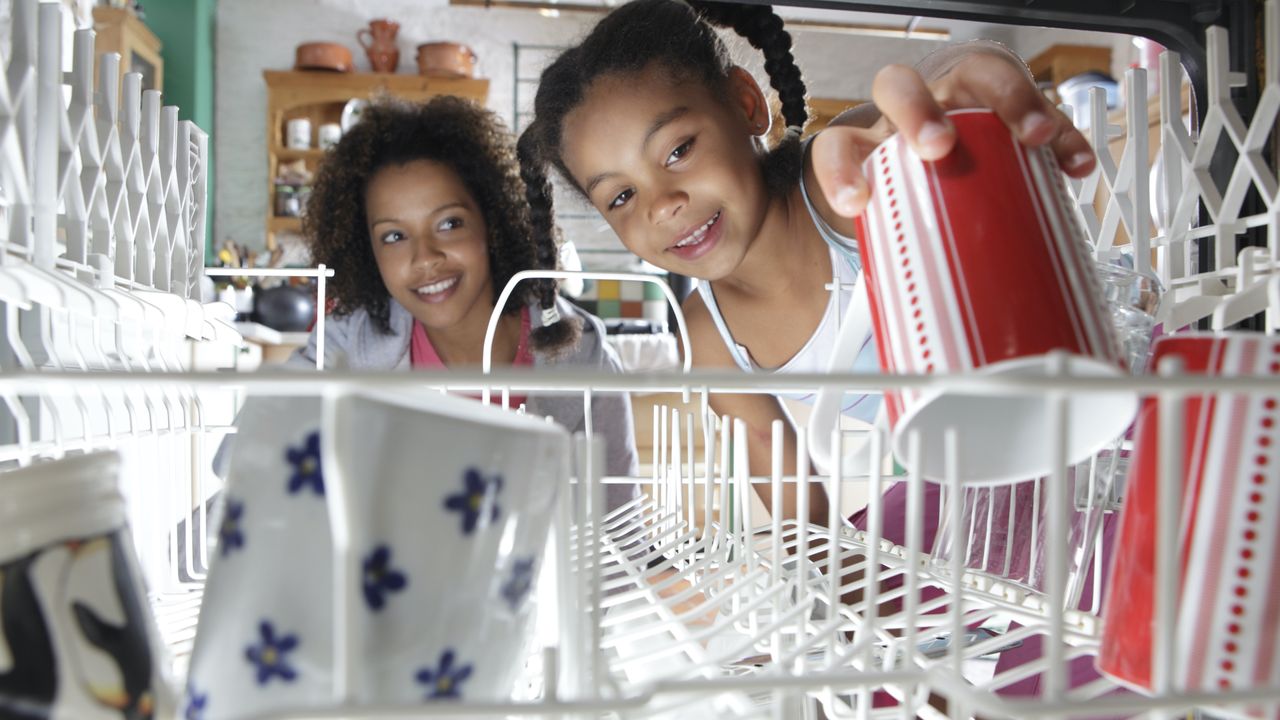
[666,209,724,261]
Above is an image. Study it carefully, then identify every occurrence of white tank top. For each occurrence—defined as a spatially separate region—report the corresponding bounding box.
[694,175,881,422]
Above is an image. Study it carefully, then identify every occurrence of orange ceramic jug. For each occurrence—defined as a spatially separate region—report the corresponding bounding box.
[357,19,400,73]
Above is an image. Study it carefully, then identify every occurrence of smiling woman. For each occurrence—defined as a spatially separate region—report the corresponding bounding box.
[364,159,504,359]
[305,97,552,350]
[216,97,640,503]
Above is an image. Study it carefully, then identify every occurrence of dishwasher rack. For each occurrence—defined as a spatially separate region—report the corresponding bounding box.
[7,367,1279,720]
[1,0,1280,717]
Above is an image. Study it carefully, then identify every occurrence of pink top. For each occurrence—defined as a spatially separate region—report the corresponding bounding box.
[409,306,534,407]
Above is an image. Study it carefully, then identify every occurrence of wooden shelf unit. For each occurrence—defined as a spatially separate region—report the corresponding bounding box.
[263,70,489,249]
[1027,44,1113,88]
[93,6,163,93]
[268,216,303,234]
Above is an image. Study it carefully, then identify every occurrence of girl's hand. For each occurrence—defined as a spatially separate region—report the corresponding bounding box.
[808,50,1096,222]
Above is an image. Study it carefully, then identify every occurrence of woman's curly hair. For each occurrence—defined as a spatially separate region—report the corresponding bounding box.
[304,96,578,351]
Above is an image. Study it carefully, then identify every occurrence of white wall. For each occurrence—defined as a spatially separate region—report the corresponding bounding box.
[212,6,1137,265]
[1006,24,1133,80]
[214,0,948,261]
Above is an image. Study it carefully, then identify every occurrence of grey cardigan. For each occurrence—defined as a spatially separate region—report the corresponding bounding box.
[239,296,640,510]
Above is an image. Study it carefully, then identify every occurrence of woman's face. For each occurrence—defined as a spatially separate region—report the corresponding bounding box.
[365,159,495,332]
[560,66,772,281]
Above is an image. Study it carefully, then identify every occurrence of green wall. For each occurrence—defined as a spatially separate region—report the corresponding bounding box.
[143,0,215,263]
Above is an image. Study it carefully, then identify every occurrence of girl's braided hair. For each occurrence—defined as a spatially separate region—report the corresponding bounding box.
[304,95,580,353]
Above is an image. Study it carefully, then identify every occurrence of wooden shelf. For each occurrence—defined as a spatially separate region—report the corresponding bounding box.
[264,70,489,100]
[93,6,163,93]
[273,146,329,161]
[263,70,489,249]
[1027,44,1113,87]
[268,216,303,234]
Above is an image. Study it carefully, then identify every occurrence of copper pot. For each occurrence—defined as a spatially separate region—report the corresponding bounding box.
[294,42,354,73]
[416,42,477,78]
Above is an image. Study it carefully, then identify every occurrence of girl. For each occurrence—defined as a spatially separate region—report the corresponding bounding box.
[515,0,1095,527]
[516,0,1105,698]
[289,96,638,502]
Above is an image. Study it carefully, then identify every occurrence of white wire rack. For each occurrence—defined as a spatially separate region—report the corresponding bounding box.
[2,0,1280,718]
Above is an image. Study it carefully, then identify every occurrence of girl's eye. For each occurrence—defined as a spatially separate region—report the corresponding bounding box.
[665,139,695,167]
[380,230,406,245]
[437,216,464,232]
[608,188,634,211]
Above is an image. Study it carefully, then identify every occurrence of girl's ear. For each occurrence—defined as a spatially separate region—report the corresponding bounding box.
[727,65,771,136]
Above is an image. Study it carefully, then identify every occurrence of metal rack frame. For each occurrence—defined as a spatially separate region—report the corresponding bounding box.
[764,0,1258,124]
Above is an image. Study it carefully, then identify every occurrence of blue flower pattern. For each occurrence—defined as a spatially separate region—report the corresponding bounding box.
[415,648,473,700]
[218,499,245,557]
[245,620,299,685]
[286,431,324,496]
[443,468,502,535]
[361,544,408,611]
[501,557,536,611]
[184,684,207,720]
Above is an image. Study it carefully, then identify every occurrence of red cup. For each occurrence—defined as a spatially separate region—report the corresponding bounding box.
[1099,333,1280,711]
[852,109,1135,484]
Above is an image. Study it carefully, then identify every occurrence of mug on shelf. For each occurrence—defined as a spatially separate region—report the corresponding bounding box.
[286,118,312,150]
[318,123,342,150]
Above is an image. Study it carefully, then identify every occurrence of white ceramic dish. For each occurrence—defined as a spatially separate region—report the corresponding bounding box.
[339,99,368,133]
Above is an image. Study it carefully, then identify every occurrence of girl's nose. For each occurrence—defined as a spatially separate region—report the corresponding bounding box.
[648,188,688,225]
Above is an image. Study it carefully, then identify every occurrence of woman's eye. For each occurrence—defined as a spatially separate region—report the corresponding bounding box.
[437,216,464,232]
[665,139,695,167]
[608,188,634,211]
[380,230,406,244]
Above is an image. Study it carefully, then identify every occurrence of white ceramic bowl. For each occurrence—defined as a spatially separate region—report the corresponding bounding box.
[186,388,569,718]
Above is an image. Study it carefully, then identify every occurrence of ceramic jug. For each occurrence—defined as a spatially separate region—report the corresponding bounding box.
[357,19,400,73]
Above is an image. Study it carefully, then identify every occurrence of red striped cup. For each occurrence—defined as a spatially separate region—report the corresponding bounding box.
[852,109,1135,484]
[1099,334,1280,714]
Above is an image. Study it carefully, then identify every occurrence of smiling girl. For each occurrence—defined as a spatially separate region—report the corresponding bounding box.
[516,0,1095,534]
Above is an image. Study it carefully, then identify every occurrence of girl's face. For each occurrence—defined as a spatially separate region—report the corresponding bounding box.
[560,65,773,281]
[365,159,495,332]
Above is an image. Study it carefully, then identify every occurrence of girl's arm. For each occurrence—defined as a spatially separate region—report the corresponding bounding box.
[802,42,1096,237]
[682,291,830,525]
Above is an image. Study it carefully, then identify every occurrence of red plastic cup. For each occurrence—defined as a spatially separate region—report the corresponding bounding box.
[1099,333,1280,712]
[853,109,1135,484]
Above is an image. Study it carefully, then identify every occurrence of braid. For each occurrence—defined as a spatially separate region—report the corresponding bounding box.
[688,2,807,131]
[690,1,806,195]
[518,124,582,356]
